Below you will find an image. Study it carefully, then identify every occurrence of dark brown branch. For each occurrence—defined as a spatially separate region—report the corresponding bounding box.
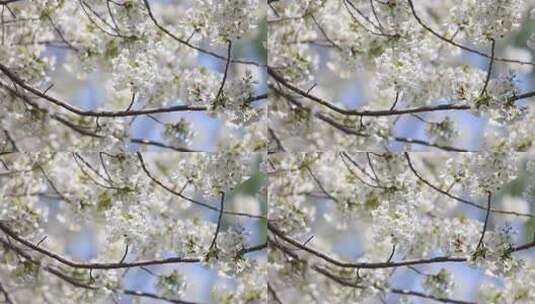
[245,92,268,104]
[238,242,268,256]
[106,0,120,32]
[388,287,475,304]
[45,14,79,52]
[0,282,14,304]
[271,237,475,304]
[207,192,225,257]
[125,92,135,111]
[314,264,476,304]
[340,152,386,189]
[404,153,535,217]
[270,84,368,137]
[0,64,207,117]
[268,222,466,269]
[0,237,199,304]
[136,152,266,220]
[268,282,283,304]
[272,217,534,260]
[0,222,201,270]
[510,90,535,102]
[268,66,471,117]
[119,244,129,264]
[0,237,96,289]
[386,244,396,263]
[310,14,342,51]
[1,63,269,118]
[78,0,125,38]
[389,90,400,111]
[342,0,394,37]
[214,40,232,103]
[340,152,379,184]
[366,152,380,183]
[480,39,495,97]
[268,127,286,152]
[2,130,18,152]
[0,80,104,138]
[476,191,492,251]
[406,0,534,66]
[72,153,128,191]
[142,0,260,66]
[120,290,199,304]
[36,164,73,205]
[394,137,469,152]
[0,0,23,4]
[369,0,385,31]
[305,165,340,203]
[130,138,197,152]
[511,240,535,252]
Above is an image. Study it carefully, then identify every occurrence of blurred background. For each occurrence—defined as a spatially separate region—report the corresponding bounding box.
[267,1,535,151]
[268,152,535,303]
[39,0,267,152]
[0,152,267,303]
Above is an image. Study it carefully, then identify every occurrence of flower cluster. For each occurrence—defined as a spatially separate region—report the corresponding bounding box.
[268,0,535,152]
[0,152,266,303]
[0,0,265,152]
[268,152,535,303]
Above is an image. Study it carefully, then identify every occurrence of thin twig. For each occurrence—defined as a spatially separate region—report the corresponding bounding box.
[0,282,14,304]
[136,152,265,219]
[214,40,232,104]
[404,153,534,217]
[142,0,259,66]
[207,192,225,257]
[476,191,492,251]
[406,0,533,66]
[480,39,495,97]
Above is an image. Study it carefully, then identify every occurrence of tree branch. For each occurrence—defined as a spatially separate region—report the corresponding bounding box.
[404,153,535,217]
[406,0,534,66]
[0,282,14,304]
[136,152,266,220]
[207,191,225,257]
[476,191,492,251]
[142,0,260,66]
[480,39,496,97]
[0,222,201,270]
[269,66,471,117]
[0,237,200,304]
